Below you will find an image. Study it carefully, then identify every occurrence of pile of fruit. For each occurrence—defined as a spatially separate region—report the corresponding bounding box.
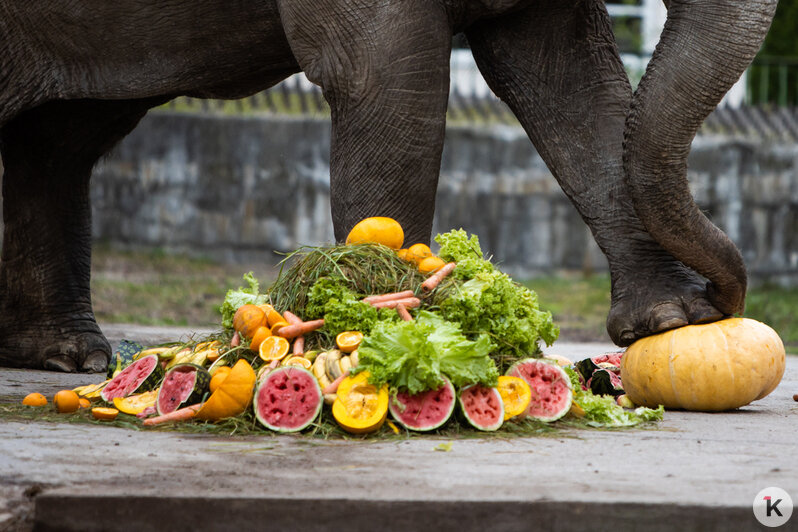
[23,218,666,434]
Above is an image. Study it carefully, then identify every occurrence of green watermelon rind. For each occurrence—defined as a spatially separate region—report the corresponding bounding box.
[389,378,456,432]
[506,358,573,423]
[254,366,322,433]
[458,384,505,432]
[100,354,164,402]
[156,363,212,416]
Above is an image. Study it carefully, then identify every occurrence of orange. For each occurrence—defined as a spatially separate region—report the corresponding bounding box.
[418,256,446,274]
[497,376,532,420]
[259,336,290,362]
[91,407,119,421]
[257,303,275,316]
[397,248,412,262]
[210,366,233,393]
[22,393,47,407]
[232,304,267,339]
[336,331,363,354]
[249,325,272,352]
[282,356,313,370]
[266,309,286,328]
[53,390,80,413]
[345,217,404,250]
[79,398,91,408]
[407,243,432,265]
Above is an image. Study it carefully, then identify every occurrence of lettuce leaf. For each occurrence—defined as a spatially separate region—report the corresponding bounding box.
[219,272,268,329]
[563,366,664,427]
[353,311,498,394]
[435,229,493,280]
[304,278,384,336]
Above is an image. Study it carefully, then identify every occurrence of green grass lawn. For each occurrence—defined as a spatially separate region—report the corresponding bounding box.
[91,247,797,349]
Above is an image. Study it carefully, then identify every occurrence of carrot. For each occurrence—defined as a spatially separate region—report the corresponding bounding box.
[322,370,350,395]
[421,262,456,292]
[370,297,421,309]
[142,403,201,426]
[231,331,241,347]
[361,290,415,304]
[276,319,325,339]
[396,303,414,322]
[283,310,302,325]
[293,336,305,356]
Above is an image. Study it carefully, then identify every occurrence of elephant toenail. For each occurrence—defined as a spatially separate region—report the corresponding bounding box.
[44,355,78,373]
[619,331,637,346]
[81,351,109,373]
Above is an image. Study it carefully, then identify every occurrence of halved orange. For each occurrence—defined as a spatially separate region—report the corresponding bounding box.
[497,376,532,420]
[259,336,290,362]
[91,407,119,421]
[336,331,363,354]
[282,356,313,370]
[250,325,272,352]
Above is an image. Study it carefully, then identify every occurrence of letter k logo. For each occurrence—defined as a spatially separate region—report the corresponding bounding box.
[765,496,783,517]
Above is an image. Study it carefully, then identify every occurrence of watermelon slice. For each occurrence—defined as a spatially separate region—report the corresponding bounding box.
[507,359,572,422]
[459,384,504,431]
[389,378,455,432]
[101,354,164,402]
[254,366,322,432]
[156,364,211,415]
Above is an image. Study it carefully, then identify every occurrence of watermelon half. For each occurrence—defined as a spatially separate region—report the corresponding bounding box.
[506,359,572,422]
[254,366,322,432]
[459,384,504,431]
[101,354,164,402]
[389,378,455,432]
[156,364,211,415]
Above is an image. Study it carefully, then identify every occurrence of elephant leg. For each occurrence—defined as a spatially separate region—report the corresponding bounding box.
[0,98,157,371]
[624,0,777,317]
[466,0,723,345]
[277,0,451,245]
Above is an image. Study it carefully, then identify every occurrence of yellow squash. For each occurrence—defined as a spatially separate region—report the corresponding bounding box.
[195,359,256,421]
[332,371,389,434]
[621,318,785,411]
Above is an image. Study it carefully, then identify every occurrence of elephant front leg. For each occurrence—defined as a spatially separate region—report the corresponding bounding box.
[466,0,723,345]
[0,99,153,371]
[277,0,452,246]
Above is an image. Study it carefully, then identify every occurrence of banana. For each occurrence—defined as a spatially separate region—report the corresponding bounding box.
[133,347,172,361]
[325,349,343,380]
[303,350,319,363]
[349,349,359,367]
[323,393,337,406]
[317,372,333,391]
[165,348,193,369]
[339,355,352,375]
[189,349,212,367]
[312,352,328,380]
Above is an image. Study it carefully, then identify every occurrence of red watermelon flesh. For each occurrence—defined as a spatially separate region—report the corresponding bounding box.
[459,385,504,431]
[101,355,163,401]
[255,367,322,432]
[157,365,206,415]
[507,359,572,422]
[389,378,455,431]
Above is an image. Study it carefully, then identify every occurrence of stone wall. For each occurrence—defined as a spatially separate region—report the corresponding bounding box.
[3,112,797,284]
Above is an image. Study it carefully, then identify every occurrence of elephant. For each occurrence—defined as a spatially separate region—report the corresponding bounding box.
[0,0,777,371]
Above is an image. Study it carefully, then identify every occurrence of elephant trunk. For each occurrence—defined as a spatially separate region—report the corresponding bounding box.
[623,0,777,316]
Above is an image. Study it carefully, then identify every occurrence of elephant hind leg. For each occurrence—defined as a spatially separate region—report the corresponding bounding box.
[0,98,161,371]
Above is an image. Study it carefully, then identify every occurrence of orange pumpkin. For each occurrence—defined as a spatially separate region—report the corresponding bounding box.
[232,304,267,339]
[621,318,785,411]
[196,359,256,421]
[332,371,389,434]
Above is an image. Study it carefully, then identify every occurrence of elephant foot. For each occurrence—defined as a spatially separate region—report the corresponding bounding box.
[607,258,725,347]
[0,313,111,372]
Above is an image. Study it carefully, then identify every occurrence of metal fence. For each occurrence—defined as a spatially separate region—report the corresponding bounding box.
[747,56,798,107]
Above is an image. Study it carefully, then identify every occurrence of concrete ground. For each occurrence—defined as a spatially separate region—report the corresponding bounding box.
[1,325,796,532]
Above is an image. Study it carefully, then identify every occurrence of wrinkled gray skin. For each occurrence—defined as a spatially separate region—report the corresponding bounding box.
[0,0,777,371]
